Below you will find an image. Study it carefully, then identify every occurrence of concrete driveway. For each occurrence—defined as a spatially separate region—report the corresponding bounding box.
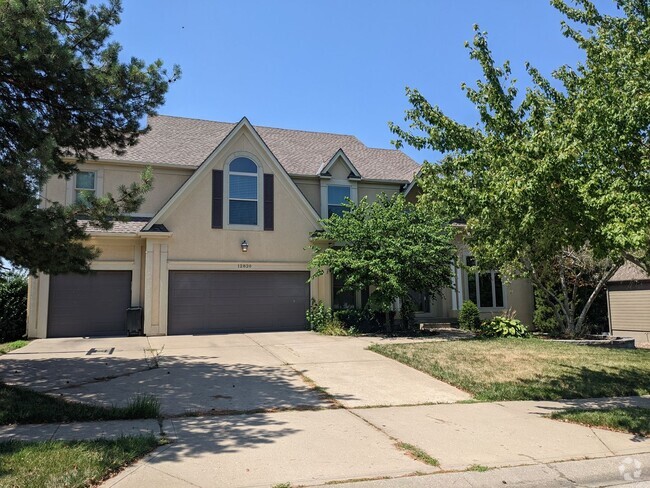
[0,331,469,415]
[1,332,649,487]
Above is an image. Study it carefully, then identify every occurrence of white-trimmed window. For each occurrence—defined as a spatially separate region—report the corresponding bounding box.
[466,256,505,309]
[75,171,96,204]
[327,185,350,217]
[228,157,258,226]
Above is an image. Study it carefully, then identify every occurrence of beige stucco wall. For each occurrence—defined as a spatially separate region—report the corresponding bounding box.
[103,165,191,215]
[42,162,192,215]
[161,129,318,263]
[358,182,400,203]
[293,177,320,214]
[328,159,351,180]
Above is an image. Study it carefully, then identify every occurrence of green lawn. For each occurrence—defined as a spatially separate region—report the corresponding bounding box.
[369,338,650,401]
[0,435,162,488]
[0,340,29,355]
[0,384,160,425]
[551,407,650,436]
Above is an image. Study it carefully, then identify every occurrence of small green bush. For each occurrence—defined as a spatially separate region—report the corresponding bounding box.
[306,299,332,331]
[480,316,529,338]
[318,317,355,336]
[0,272,27,342]
[306,300,356,335]
[459,300,481,331]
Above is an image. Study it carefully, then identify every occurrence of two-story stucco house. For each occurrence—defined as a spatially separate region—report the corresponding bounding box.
[26,115,534,338]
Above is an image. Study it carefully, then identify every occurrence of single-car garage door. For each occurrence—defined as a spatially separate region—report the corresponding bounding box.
[168,271,310,334]
[48,271,132,338]
[608,282,650,342]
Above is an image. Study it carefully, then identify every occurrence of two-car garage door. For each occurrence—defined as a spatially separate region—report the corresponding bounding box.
[168,271,310,334]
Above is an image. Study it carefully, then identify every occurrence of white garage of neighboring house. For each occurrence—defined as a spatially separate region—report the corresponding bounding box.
[607,261,650,345]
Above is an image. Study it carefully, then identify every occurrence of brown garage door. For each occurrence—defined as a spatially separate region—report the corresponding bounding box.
[168,271,310,334]
[48,271,131,338]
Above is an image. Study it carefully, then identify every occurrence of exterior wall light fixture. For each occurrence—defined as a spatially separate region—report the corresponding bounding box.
[241,240,249,252]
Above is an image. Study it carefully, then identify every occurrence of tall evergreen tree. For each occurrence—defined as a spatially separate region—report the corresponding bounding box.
[0,0,180,274]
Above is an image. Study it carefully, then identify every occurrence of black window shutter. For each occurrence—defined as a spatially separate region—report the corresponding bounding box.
[264,174,274,231]
[212,170,223,229]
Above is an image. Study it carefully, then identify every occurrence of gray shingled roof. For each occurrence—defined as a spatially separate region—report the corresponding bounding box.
[79,217,152,234]
[90,115,420,182]
[609,261,650,282]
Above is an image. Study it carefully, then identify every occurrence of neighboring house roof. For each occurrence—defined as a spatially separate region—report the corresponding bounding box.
[609,261,650,283]
[90,115,420,182]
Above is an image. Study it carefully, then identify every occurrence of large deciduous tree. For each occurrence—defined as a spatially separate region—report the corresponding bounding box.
[0,0,180,275]
[309,194,455,330]
[390,0,650,336]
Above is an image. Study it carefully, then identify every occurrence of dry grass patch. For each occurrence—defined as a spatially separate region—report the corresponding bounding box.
[370,338,650,401]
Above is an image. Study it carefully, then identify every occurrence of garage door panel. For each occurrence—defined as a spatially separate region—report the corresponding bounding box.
[48,271,131,338]
[168,271,310,334]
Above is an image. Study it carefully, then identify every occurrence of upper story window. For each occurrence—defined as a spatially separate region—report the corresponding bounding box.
[466,256,504,308]
[327,185,351,217]
[228,157,258,226]
[75,171,96,204]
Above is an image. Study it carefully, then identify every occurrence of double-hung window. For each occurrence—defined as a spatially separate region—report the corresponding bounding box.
[229,157,258,226]
[327,185,350,217]
[75,171,96,204]
[466,256,504,308]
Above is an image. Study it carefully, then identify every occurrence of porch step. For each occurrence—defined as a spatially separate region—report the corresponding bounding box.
[420,321,459,330]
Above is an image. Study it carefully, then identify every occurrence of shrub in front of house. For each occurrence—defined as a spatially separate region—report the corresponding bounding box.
[0,273,27,342]
[480,316,529,338]
[459,300,481,331]
[306,300,357,336]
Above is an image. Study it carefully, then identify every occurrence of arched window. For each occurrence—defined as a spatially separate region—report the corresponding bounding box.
[228,157,258,225]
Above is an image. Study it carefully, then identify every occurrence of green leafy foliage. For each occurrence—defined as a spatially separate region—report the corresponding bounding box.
[306,300,356,336]
[458,300,481,331]
[480,316,529,338]
[390,1,650,336]
[533,289,559,334]
[309,194,455,331]
[0,0,180,274]
[0,272,27,342]
[306,299,332,332]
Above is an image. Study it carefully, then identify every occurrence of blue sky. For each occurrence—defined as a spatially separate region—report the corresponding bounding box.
[112,0,615,163]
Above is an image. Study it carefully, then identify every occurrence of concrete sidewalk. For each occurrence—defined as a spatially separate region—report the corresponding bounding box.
[313,452,650,487]
[0,397,647,488]
[354,397,650,471]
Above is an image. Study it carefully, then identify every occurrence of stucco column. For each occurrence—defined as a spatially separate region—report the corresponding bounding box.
[27,275,49,339]
[143,238,168,336]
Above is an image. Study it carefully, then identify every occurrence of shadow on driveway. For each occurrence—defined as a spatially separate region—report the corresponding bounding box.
[0,353,357,416]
